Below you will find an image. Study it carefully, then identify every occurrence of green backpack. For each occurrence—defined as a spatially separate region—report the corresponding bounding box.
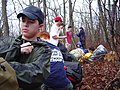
[0,57,19,90]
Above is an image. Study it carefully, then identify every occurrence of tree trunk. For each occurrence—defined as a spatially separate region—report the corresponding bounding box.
[0,20,2,37]
[63,0,66,45]
[89,0,95,42]
[98,0,111,47]
[2,0,9,36]
[110,0,118,51]
[69,0,73,26]
[43,0,46,31]
[69,0,76,49]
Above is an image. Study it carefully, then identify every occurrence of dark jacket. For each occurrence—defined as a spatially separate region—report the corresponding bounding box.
[5,35,52,90]
[76,29,85,42]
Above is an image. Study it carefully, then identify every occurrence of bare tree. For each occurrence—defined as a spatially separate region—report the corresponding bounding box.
[0,20,2,37]
[43,0,47,31]
[88,0,95,42]
[110,0,118,51]
[69,0,77,48]
[97,0,112,47]
[69,0,76,26]
[2,0,9,36]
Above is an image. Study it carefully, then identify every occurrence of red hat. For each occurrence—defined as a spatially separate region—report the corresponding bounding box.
[54,16,63,22]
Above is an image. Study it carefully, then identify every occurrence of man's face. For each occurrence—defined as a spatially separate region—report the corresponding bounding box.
[68,28,72,31]
[56,21,62,26]
[20,16,41,39]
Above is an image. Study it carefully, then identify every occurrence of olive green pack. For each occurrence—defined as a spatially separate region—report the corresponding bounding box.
[0,57,19,90]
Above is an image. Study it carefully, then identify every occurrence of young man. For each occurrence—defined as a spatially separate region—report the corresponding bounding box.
[4,6,52,90]
[38,31,73,90]
[76,27,86,49]
[66,25,73,52]
[50,16,66,46]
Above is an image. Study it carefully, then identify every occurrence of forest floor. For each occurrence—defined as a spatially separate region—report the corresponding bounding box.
[77,41,120,90]
[79,60,120,90]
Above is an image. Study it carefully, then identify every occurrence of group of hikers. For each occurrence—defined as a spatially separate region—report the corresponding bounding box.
[0,5,108,90]
[0,5,81,90]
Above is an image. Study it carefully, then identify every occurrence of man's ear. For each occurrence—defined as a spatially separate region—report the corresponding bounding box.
[39,24,44,27]
[39,24,44,31]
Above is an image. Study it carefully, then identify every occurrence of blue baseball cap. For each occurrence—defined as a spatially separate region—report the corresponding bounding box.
[17,6,44,24]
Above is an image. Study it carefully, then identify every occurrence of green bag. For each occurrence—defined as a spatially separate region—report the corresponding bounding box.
[0,57,19,90]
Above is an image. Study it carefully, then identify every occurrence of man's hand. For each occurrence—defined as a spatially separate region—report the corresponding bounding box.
[20,42,34,54]
[62,36,67,38]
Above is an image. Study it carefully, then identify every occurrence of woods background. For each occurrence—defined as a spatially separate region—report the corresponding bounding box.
[0,0,120,57]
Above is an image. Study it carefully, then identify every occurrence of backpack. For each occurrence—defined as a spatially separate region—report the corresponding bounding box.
[64,61,83,87]
[0,57,19,90]
[89,44,108,61]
